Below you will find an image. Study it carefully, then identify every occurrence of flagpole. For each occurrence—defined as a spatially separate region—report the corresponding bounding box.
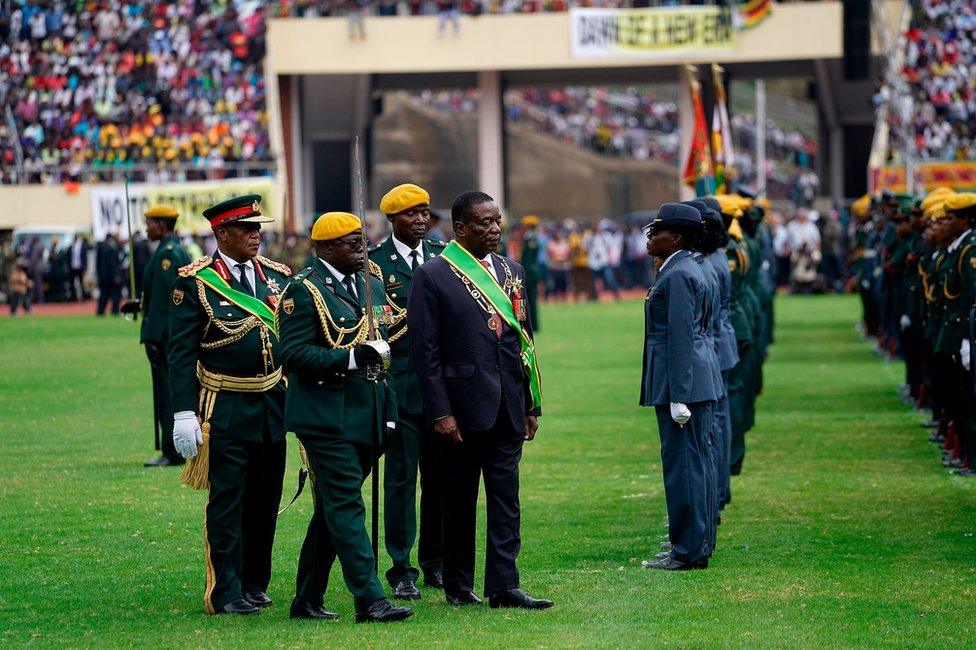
[678,65,695,201]
[756,78,767,197]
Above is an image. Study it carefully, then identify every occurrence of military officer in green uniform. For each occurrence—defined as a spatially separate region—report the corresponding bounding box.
[368,183,446,600]
[279,211,413,623]
[935,193,976,473]
[519,215,542,332]
[138,204,191,467]
[167,194,292,616]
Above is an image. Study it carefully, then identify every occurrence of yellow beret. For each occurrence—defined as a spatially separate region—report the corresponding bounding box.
[311,212,362,241]
[926,204,946,220]
[379,183,430,216]
[144,203,179,220]
[851,194,872,217]
[921,188,955,211]
[521,214,540,228]
[944,192,976,212]
[713,194,746,218]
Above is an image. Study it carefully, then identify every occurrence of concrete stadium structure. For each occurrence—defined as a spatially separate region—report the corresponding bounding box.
[0,1,900,232]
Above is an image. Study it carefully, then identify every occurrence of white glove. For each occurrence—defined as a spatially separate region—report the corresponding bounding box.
[899,314,911,331]
[669,402,691,426]
[962,339,972,372]
[173,411,203,459]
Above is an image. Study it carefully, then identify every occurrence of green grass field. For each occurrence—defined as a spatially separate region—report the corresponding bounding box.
[2,294,975,648]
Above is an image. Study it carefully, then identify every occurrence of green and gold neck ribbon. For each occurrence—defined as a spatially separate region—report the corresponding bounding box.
[197,267,278,336]
[441,240,542,409]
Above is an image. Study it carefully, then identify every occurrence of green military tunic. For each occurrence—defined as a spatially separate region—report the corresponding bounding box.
[726,233,755,475]
[278,258,398,612]
[368,236,445,588]
[167,253,292,614]
[935,232,976,357]
[140,233,191,460]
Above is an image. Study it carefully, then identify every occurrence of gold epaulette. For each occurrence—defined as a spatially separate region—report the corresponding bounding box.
[368,259,382,279]
[178,256,212,278]
[257,255,293,277]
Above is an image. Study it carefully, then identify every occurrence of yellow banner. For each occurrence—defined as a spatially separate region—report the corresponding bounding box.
[571,7,735,58]
[873,162,976,194]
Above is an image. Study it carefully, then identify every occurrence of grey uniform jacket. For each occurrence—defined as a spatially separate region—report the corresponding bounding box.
[639,250,721,407]
[706,249,740,372]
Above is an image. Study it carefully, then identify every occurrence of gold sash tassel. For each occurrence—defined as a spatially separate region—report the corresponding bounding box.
[179,364,283,490]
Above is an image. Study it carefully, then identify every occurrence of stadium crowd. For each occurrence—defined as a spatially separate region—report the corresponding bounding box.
[900,0,976,161]
[849,188,976,476]
[0,0,274,185]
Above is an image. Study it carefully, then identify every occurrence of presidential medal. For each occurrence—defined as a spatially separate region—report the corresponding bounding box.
[267,278,281,294]
[487,314,500,332]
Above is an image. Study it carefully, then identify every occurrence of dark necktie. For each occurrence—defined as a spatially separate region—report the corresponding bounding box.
[409,250,421,270]
[343,274,358,303]
[236,263,253,296]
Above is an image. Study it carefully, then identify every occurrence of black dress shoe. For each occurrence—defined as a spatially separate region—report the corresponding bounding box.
[218,599,260,615]
[642,555,708,571]
[355,598,413,623]
[393,580,421,600]
[488,588,553,610]
[244,591,272,608]
[290,598,339,620]
[445,590,483,606]
[423,570,444,589]
[144,455,184,467]
[952,467,976,477]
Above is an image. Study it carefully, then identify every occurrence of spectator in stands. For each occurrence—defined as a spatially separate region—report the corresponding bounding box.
[438,0,461,35]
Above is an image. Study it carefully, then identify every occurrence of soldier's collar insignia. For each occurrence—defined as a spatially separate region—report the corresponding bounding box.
[389,274,396,283]
[325,276,333,284]
[172,289,184,305]
[282,297,295,314]
[428,252,435,258]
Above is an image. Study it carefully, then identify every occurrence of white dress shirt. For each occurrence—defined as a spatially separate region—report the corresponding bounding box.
[480,253,499,281]
[217,249,256,295]
[319,257,361,371]
[391,235,424,269]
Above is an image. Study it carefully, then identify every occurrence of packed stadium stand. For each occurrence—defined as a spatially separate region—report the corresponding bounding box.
[0,1,274,185]
[901,0,976,161]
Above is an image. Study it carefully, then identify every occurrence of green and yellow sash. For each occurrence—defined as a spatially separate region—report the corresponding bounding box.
[197,267,278,336]
[441,241,542,409]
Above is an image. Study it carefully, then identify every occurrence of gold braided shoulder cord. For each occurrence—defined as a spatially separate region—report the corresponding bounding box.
[302,278,369,349]
[195,279,263,349]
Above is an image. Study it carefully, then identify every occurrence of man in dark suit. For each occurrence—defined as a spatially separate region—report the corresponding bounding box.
[408,190,552,610]
[95,233,124,315]
[639,203,720,571]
